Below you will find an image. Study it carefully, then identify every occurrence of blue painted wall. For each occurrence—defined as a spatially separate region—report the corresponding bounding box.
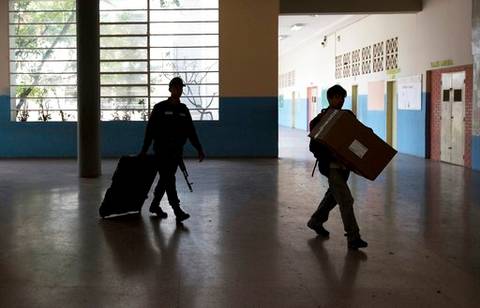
[277,92,428,158]
[279,91,338,130]
[278,96,292,127]
[0,95,77,157]
[0,95,278,157]
[343,95,353,110]
[356,94,386,140]
[396,93,427,157]
[294,98,308,130]
[319,89,329,109]
[473,135,480,171]
[278,97,308,130]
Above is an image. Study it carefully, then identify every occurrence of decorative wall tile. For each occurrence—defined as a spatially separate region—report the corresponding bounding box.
[362,46,372,75]
[352,49,361,76]
[386,37,399,70]
[335,55,343,79]
[343,52,351,78]
[373,41,384,72]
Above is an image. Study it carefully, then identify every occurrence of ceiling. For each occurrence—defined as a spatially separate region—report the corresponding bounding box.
[279,15,367,56]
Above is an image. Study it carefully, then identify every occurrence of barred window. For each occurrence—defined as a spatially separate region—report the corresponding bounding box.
[100,0,219,121]
[9,0,219,122]
[9,0,77,122]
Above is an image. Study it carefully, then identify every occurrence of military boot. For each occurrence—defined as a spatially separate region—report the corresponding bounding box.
[171,204,190,222]
[149,198,168,219]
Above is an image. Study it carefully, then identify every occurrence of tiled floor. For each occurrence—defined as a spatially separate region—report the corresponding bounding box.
[0,127,478,307]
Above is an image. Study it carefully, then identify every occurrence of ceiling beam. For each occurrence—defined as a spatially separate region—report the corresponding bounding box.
[280,0,423,15]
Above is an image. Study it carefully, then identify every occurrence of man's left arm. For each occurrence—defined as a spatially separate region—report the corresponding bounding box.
[185,107,205,161]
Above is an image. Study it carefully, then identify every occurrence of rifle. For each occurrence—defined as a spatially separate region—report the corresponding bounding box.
[178,159,193,192]
[311,159,318,177]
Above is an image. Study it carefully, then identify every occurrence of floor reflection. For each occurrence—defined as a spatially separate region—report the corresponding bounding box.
[99,215,194,305]
[308,237,367,306]
[0,132,479,306]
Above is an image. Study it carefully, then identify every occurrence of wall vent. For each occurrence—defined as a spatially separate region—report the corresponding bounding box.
[385,37,399,70]
[372,41,384,72]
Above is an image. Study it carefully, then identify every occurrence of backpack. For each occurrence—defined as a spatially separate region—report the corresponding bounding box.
[309,109,332,176]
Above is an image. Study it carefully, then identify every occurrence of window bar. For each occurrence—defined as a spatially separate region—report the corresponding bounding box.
[99,59,148,62]
[100,34,149,38]
[9,22,77,25]
[99,8,218,12]
[149,33,218,36]
[10,35,77,38]
[100,84,150,87]
[99,22,148,25]
[10,60,77,62]
[9,10,76,13]
[149,58,219,61]
[149,8,218,11]
[149,21,217,24]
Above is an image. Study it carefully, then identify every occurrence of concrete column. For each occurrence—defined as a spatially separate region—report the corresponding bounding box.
[76,0,101,177]
[473,0,480,137]
[0,0,9,96]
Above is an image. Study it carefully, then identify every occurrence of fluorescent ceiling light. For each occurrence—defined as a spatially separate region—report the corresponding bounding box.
[290,23,305,31]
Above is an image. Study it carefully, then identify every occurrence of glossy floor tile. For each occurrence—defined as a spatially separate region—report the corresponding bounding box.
[0,127,479,307]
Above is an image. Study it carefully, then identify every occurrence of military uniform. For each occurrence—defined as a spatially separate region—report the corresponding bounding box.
[141,97,203,219]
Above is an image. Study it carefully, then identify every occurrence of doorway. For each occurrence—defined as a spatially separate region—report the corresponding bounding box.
[440,71,466,165]
[386,81,397,148]
[351,85,358,116]
[291,91,296,128]
[307,86,318,125]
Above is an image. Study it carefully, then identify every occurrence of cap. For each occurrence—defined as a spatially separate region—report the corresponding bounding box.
[169,77,186,88]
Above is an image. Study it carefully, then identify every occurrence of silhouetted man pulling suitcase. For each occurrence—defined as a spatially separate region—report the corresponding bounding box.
[140,77,205,221]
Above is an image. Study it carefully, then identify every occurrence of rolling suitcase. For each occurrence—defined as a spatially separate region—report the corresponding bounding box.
[99,155,158,218]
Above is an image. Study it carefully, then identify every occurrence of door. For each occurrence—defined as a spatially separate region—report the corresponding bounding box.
[451,72,466,165]
[440,72,465,165]
[307,86,318,124]
[291,91,296,128]
[351,85,358,116]
[386,81,397,147]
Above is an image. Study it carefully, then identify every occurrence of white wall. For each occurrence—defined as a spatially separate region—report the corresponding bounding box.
[415,0,473,72]
[279,0,473,97]
[279,31,336,99]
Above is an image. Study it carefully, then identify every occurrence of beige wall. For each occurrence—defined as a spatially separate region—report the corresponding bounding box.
[220,0,278,97]
[280,0,422,14]
[0,0,9,95]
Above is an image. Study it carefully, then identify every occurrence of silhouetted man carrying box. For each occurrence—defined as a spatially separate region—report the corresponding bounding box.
[307,85,368,250]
